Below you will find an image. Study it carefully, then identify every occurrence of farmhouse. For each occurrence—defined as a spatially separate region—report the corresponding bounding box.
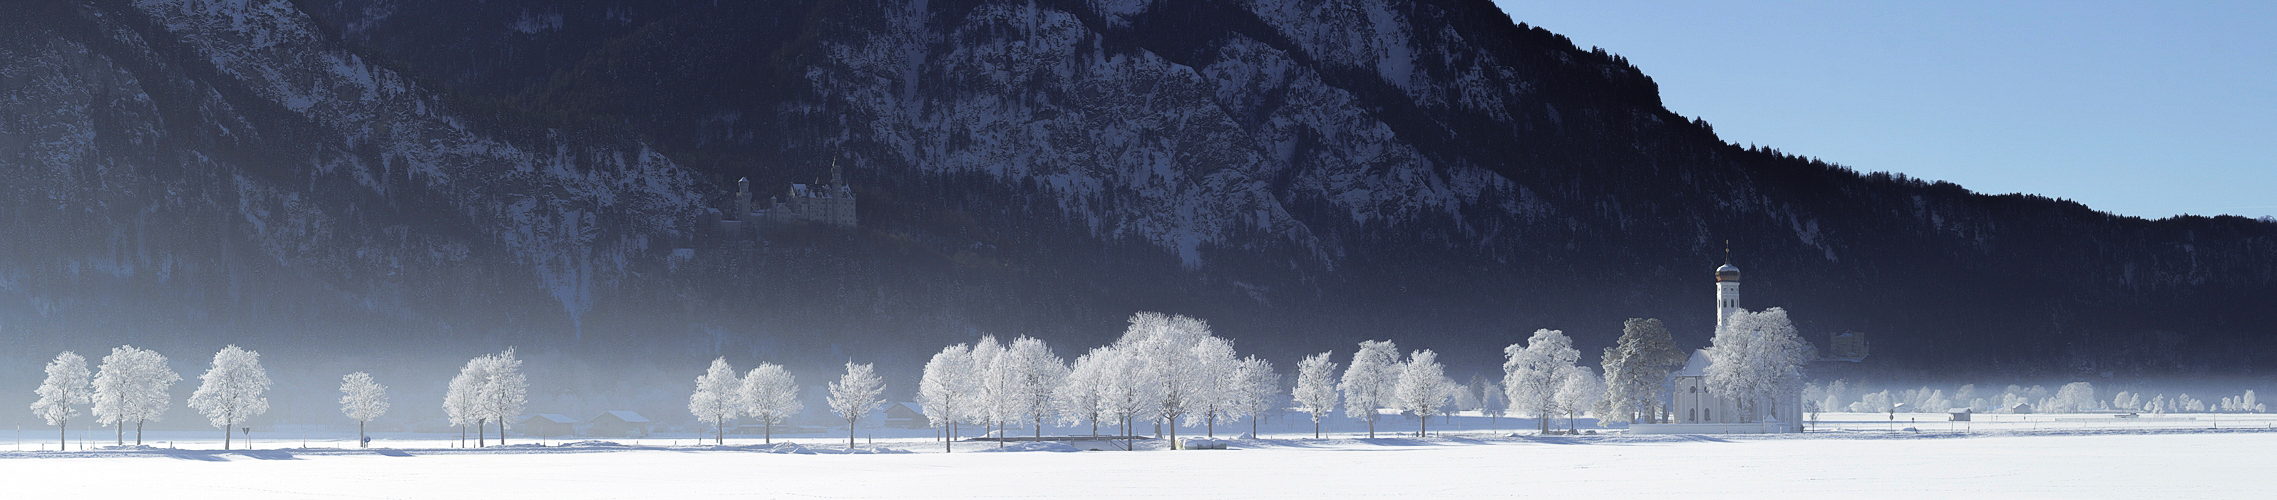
[589,411,653,438]
[886,402,931,429]
[515,414,579,438]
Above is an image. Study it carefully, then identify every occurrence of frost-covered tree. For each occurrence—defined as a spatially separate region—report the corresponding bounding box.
[738,363,801,444]
[1600,318,1686,424]
[1919,389,1951,414]
[828,361,886,449]
[1478,378,1508,428]
[1291,352,1339,438]
[479,349,527,445]
[2244,390,2259,413]
[1855,390,1895,414]
[1122,312,1217,447]
[920,343,978,451]
[1341,340,1400,438]
[121,347,176,445]
[1004,337,1069,439]
[1393,349,1452,437]
[1231,355,1279,437]
[1454,380,1482,414]
[339,372,389,447]
[1465,372,1507,428]
[1803,380,1841,418]
[91,349,131,446]
[1092,347,1152,450]
[688,357,741,445]
[187,346,271,450]
[1055,349,1112,441]
[968,336,1007,438]
[1186,336,1240,437]
[2050,382,2097,413]
[1554,365,1606,431]
[2112,391,2136,411]
[93,346,176,446]
[1505,329,1579,432]
[30,351,92,450]
[443,362,486,446]
[1704,308,1812,422]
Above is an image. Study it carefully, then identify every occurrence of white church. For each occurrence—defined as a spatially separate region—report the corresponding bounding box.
[1634,260,1806,434]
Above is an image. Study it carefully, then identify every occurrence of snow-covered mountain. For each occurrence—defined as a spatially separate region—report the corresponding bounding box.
[5,0,2273,394]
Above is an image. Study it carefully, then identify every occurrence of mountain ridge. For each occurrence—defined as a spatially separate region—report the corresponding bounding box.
[2,0,2271,402]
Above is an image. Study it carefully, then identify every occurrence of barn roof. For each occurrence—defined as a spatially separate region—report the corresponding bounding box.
[596,410,650,423]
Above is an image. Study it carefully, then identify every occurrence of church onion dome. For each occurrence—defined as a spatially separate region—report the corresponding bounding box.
[1715,263,1741,282]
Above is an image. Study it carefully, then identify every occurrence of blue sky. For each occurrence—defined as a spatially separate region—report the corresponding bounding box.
[1491,0,2275,220]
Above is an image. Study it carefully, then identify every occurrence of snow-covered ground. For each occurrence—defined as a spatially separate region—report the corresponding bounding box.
[3,415,2271,498]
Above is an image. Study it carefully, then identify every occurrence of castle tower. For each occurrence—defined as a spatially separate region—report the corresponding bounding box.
[1715,244,1742,332]
[734,177,753,219]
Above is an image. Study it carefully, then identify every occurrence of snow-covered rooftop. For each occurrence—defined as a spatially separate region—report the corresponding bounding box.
[596,411,649,423]
[1672,349,1713,377]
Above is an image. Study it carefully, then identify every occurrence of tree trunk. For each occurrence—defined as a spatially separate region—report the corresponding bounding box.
[497,420,506,446]
[117,420,123,446]
[1367,417,1375,438]
[477,418,486,448]
[1207,414,1215,438]
[765,420,773,445]
[1168,416,1178,450]
[847,417,857,450]
[716,416,724,445]
[136,420,144,445]
[1314,418,1321,439]
[222,421,231,451]
[59,420,67,450]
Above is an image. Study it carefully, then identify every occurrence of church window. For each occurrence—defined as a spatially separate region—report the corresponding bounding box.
[1705,408,1712,420]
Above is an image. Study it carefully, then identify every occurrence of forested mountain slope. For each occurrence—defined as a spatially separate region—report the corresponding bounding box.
[3,0,2270,417]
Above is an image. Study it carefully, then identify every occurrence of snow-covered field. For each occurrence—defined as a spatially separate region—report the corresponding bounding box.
[4,418,2271,499]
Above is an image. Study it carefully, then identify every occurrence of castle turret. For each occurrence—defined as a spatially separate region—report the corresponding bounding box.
[734,177,753,219]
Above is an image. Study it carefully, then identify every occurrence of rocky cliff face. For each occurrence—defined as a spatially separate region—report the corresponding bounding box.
[5,0,2273,396]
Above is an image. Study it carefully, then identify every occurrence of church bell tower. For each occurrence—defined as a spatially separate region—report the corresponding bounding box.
[1715,242,1742,331]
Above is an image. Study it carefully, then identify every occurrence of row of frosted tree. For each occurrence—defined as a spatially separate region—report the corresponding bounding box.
[685,356,894,450]
[25,345,558,450]
[29,346,275,450]
[837,309,1806,448]
[1809,380,2265,416]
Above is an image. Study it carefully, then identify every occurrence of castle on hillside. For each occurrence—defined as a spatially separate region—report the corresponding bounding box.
[729,161,857,228]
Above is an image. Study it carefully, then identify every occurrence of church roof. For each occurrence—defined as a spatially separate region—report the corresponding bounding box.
[1672,349,1714,377]
[1716,264,1739,273]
